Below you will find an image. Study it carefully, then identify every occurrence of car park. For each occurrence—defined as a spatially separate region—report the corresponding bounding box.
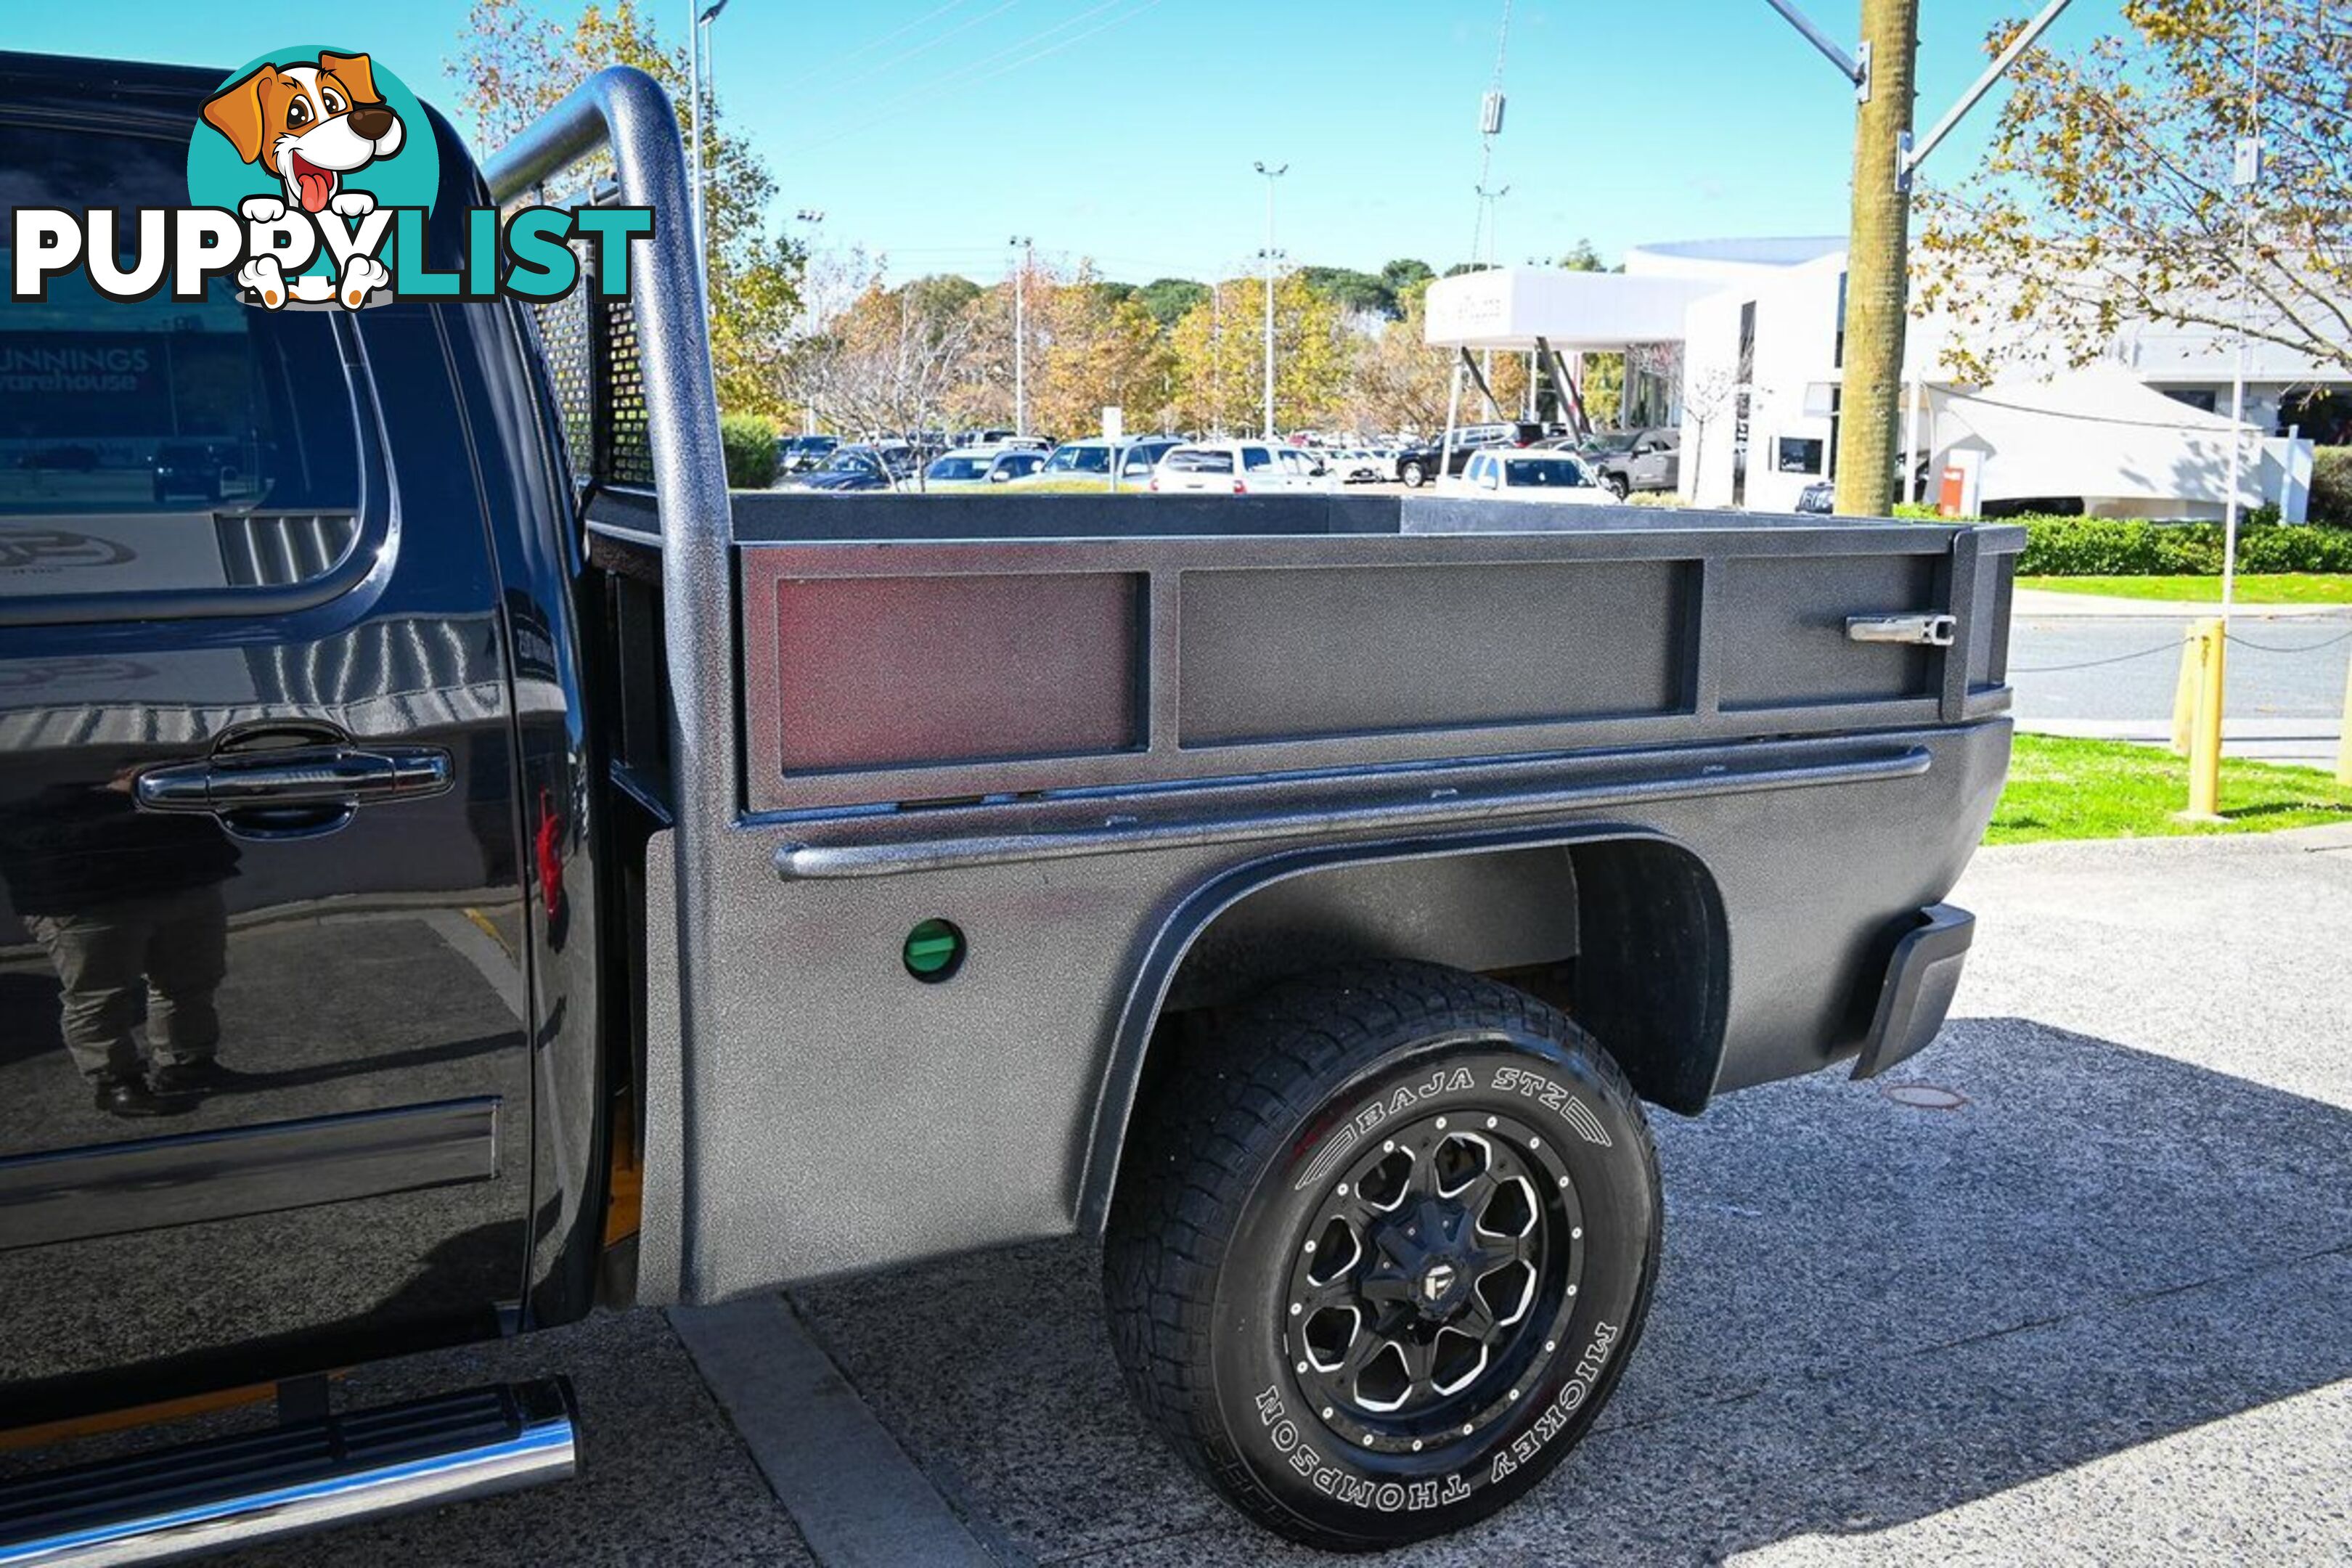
[0,51,2022,1562]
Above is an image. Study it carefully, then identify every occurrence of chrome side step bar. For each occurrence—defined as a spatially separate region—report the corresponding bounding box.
[0,1379,576,1567]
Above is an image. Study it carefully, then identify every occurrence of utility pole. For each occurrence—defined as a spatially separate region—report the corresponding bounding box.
[1832,0,1917,517]
[1254,160,1287,440]
[1008,235,1032,436]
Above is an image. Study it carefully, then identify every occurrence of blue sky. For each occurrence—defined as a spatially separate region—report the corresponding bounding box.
[16,1,2118,285]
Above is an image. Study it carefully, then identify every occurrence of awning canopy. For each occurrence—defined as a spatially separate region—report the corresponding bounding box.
[1424,267,1717,352]
[1932,365,2263,505]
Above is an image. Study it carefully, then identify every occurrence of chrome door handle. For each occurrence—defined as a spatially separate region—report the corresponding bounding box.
[136,746,453,814]
[1845,613,1957,648]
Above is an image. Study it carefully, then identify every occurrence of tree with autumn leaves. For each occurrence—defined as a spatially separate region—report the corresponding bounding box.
[1164,274,1352,435]
[1916,0,2351,383]
[449,0,805,424]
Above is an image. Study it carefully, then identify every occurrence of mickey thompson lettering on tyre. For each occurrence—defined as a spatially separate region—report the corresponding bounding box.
[1254,1317,1622,1508]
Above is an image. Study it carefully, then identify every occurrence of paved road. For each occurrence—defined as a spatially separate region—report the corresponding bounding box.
[118,826,2343,1567]
[2009,608,2351,768]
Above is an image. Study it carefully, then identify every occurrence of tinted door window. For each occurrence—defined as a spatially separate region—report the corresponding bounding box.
[3,126,366,606]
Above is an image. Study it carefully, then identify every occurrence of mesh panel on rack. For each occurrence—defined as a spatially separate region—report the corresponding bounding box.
[602,295,654,487]
[523,209,653,489]
[532,285,595,487]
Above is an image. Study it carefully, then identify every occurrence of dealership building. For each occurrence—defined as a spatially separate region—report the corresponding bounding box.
[1426,237,2348,517]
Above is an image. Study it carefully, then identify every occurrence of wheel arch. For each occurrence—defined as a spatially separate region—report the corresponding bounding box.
[1077,825,1731,1233]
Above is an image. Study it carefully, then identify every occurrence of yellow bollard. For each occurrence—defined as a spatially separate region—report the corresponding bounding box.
[2337,650,2352,790]
[2169,619,2206,756]
[2182,619,2226,820]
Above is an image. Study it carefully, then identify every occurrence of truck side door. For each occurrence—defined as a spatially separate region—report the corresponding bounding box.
[0,115,534,1422]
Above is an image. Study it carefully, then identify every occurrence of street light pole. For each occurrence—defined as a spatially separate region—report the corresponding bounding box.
[1254,160,1286,440]
[793,209,824,435]
[690,0,732,299]
[1008,236,1033,436]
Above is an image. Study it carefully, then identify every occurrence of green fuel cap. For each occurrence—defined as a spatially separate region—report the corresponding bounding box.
[903,918,965,982]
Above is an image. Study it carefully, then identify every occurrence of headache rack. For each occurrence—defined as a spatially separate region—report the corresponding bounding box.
[485,70,737,1210]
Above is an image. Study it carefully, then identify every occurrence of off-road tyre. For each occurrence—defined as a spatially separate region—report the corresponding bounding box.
[1103,961,1661,1551]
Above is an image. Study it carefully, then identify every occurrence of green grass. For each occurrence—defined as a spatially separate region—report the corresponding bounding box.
[1987,733,2352,845]
[2017,573,2352,605]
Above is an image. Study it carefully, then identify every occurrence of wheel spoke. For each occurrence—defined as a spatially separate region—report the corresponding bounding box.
[1302,1273,1359,1312]
[1356,1263,1416,1307]
[1396,1333,1438,1396]
[1447,1164,1498,1212]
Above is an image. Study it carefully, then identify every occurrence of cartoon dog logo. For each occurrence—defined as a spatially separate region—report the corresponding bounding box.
[201,52,403,308]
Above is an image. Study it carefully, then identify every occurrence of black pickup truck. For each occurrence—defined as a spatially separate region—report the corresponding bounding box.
[0,54,2019,1559]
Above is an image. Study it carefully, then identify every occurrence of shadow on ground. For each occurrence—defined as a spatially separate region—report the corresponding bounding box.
[791,1015,2352,1566]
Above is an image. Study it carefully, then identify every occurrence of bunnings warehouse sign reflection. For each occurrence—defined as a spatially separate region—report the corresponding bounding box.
[0,333,246,437]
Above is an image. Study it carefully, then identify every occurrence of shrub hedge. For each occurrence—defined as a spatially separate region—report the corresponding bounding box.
[719,413,777,489]
[1891,499,2352,576]
[2311,446,2352,525]
[2010,516,2352,576]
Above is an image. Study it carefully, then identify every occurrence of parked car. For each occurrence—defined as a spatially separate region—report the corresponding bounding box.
[1440,447,1614,503]
[920,447,1048,489]
[775,434,838,474]
[1320,446,1391,484]
[1391,435,1498,488]
[1116,437,1185,482]
[793,446,899,492]
[1793,456,1940,515]
[1022,438,1125,481]
[0,51,2025,1564]
[1148,440,1321,494]
[1580,428,1680,497]
[1275,445,1335,491]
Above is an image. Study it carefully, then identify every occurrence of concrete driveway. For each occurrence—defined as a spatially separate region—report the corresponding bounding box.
[197,827,2352,1566]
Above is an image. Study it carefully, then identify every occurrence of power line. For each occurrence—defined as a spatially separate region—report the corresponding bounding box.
[773,0,1024,110]
[769,0,980,95]
[777,0,1164,158]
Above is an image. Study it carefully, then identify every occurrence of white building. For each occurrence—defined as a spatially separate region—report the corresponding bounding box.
[1426,237,2348,517]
